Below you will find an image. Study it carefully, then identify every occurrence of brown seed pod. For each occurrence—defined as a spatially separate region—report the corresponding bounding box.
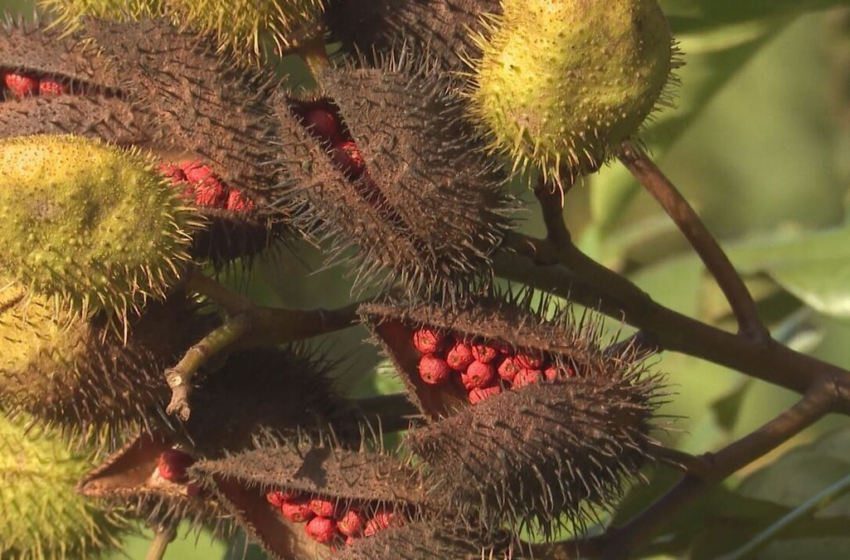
[77,431,230,535]
[333,522,519,560]
[81,17,281,201]
[359,291,608,419]
[0,20,149,145]
[274,53,515,299]
[323,0,502,74]
[0,281,218,445]
[76,345,354,532]
[190,436,426,558]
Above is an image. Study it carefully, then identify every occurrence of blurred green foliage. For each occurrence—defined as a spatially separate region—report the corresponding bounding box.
[3,0,850,557]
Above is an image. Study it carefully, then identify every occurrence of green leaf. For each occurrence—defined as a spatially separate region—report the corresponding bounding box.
[726,226,850,318]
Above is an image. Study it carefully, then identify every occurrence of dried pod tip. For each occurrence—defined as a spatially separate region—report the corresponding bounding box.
[468,0,678,185]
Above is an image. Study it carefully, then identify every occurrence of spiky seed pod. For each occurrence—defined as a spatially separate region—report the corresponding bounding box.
[324,0,501,74]
[35,0,164,30]
[0,20,150,145]
[82,17,282,200]
[191,437,426,558]
[0,412,127,560]
[0,134,199,320]
[0,279,217,444]
[407,373,662,539]
[76,432,231,536]
[0,134,198,318]
[467,0,678,185]
[277,54,515,299]
[359,290,611,419]
[333,522,519,560]
[184,346,361,455]
[167,0,325,61]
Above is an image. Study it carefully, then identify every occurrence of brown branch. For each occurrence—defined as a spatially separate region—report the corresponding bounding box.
[493,233,850,415]
[617,142,768,342]
[536,381,836,559]
[534,174,574,247]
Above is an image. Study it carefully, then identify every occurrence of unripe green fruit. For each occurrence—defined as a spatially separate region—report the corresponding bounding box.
[0,134,199,320]
[37,0,164,28]
[469,0,676,183]
[0,412,126,560]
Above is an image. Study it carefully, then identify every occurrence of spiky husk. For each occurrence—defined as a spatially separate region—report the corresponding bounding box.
[275,53,515,299]
[0,20,150,144]
[36,0,164,30]
[0,411,127,560]
[0,134,199,320]
[82,17,283,199]
[168,0,324,61]
[324,0,501,74]
[0,280,218,445]
[77,431,233,537]
[359,290,613,419]
[333,522,518,560]
[467,0,677,185]
[407,373,663,540]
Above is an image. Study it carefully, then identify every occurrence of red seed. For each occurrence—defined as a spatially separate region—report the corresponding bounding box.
[461,361,496,390]
[364,511,396,537]
[418,354,451,385]
[497,357,522,382]
[301,105,342,143]
[543,366,559,381]
[471,344,499,364]
[225,188,255,212]
[157,163,188,185]
[181,160,214,183]
[515,352,543,369]
[336,510,365,537]
[266,489,297,508]
[192,177,229,208]
[309,498,337,518]
[280,498,314,523]
[305,516,338,544]
[331,140,366,179]
[156,449,195,483]
[468,384,502,404]
[39,78,64,95]
[446,341,474,371]
[3,72,38,98]
[412,327,445,354]
[513,368,543,389]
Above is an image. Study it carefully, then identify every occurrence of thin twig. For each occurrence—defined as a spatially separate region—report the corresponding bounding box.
[534,175,573,247]
[144,524,177,560]
[617,141,768,342]
[494,233,850,414]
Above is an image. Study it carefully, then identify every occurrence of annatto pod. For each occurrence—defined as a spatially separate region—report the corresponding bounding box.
[0,20,149,145]
[0,134,199,320]
[0,411,127,560]
[82,17,282,202]
[190,436,426,558]
[323,0,501,74]
[76,346,356,532]
[275,52,515,299]
[467,0,678,185]
[0,277,217,444]
[360,292,664,537]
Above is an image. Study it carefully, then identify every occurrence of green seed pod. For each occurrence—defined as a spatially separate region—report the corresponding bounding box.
[467,0,678,184]
[35,0,164,29]
[0,134,200,320]
[324,0,501,74]
[0,278,217,444]
[0,411,126,560]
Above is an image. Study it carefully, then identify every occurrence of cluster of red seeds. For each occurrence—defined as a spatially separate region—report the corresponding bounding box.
[158,160,254,213]
[413,327,576,404]
[290,99,370,182]
[265,489,400,548]
[1,70,69,98]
